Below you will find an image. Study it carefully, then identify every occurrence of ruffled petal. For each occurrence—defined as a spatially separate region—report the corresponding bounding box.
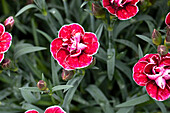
[146,81,170,101]
[144,63,156,75]
[45,106,66,113]
[128,0,140,4]
[133,73,149,86]
[0,32,12,42]
[56,49,75,70]
[159,57,170,67]
[69,23,85,37]
[50,38,63,59]
[66,55,79,68]
[58,25,71,40]
[25,110,39,113]
[102,0,111,7]
[0,24,5,37]
[116,5,138,20]
[78,53,93,68]
[165,12,170,27]
[146,81,158,100]
[105,6,116,15]
[139,54,157,62]
[84,42,99,55]
[133,62,148,73]
[0,41,11,53]
[0,53,4,63]
[155,76,166,89]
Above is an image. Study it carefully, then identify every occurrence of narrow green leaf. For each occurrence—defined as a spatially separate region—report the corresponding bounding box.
[138,44,143,59]
[14,46,46,59]
[116,107,134,113]
[31,18,39,46]
[80,1,88,8]
[51,57,59,86]
[37,29,52,43]
[86,85,114,113]
[52,85,73,92]
[63,0,70,18]
[136,35,156,49]
[62,75,84,112]
[22,103,43,113]
[114,39,138,54]
[49,8,64,25]
[107,48,115,80]
[0,89,11,100]
[145,20,155,35]
[15,4,37,17]
[116,94,150,108]
[154,101,167,113]
[95,23,104,41]
[19,87,41,92]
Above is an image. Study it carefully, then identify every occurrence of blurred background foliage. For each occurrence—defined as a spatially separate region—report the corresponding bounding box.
[0,0,169,113]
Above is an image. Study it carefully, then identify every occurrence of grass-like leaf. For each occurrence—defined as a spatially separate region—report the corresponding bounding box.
[86,85,114,113]
[107,48,115,80]
[52,85,73,92]
[15,4,37,17]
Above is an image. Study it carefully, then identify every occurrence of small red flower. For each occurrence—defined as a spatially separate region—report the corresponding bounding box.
[165,12,170,28]
[133,53,170,101]
[102,0,139,20]
[0,23,12,63]
[25,106,66,113]
[50,23,99,70]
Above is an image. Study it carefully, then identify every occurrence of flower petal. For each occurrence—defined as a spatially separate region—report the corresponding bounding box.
[50,38,63,59]
[146,81,170,101]
[56,49,75,70]
[105,6,116,15]
[82,32,99,55]
[155,76,166,89]
[133,61,148,73]
[146,81,158,100]
[144,63,156,75]
[25,110,39,113]
[0,41,11,53]
[69,23,85,37]
[58,25,71,40]
[0,53,4,63]
[165,12,170,27]
[45,106,66,113]
[102,0,111,7]
[65,55,79,68]
[128,0,140,5]
[0,32,12,42]
[133,73,149,86]
[0,24,5,37]
[139,54,157,62]
[116,5,138,20]
[78,53,93,68]
[159,57,170,67]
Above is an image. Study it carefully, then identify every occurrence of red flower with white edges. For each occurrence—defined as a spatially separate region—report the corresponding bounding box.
[0,23,12,63]
[133,53,170,101]
[102,0,139,20]
[25,106,66,113]
[50,23,99,70]
[165,12,170,28]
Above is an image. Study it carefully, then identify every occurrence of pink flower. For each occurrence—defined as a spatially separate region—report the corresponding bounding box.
[0,23,12,63]
[50,23,99,70]
[4,16,14,30]
[133,53,170,101]
[102,0,139,20]
[165,12,170,28]
[25,106,66,113]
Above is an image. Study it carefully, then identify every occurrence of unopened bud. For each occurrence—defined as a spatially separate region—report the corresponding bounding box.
[152,29,162,45]
[62,69,75,81]
[92,3,105,19]
[157,45,168,55]
[4,16,14,31]
[37,80,47,91]
[27,0,34,4]
[164,29,170,48]
[1,59,11,69]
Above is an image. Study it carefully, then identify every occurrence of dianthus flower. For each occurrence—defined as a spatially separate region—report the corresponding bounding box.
[102,0,139,20]
[25,106,66,113]
[165,12,170,28]
[0,23,12,62]
[50,23,99,70]
[133,53,170,101]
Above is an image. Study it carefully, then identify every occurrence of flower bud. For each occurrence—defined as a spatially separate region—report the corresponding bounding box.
[37,80,47,91]
[92,3,105,19]
[62,69,75,81]
[26,0,34,4]
[4,16,14,31]
[157,45,168,55]
[1,59,11,69]
[164,28,170,48]
[152,29,162,45]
